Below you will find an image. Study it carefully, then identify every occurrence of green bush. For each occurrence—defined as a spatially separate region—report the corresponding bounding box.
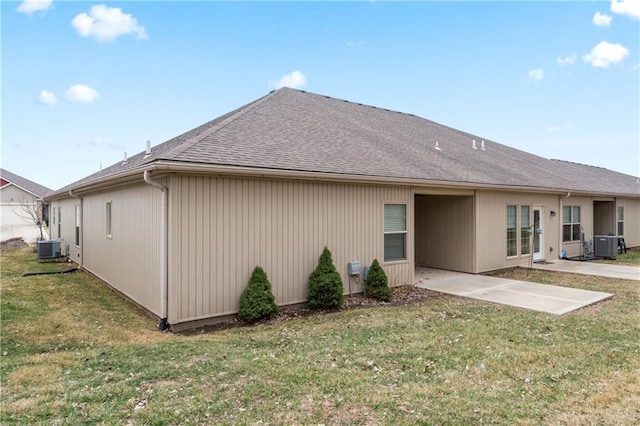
[308,247,344,309]
[365,259,392,302]
[238,266,279,321]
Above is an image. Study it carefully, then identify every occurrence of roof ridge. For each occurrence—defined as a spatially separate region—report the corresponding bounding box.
[164,90,282,159]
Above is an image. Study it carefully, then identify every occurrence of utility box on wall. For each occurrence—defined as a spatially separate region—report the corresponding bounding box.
[348,261,360,276]
[594,235,617,259]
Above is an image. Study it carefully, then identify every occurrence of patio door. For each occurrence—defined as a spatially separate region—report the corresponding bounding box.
[533,206,543,261]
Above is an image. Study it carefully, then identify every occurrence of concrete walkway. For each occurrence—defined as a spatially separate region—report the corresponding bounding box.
[531,259,639,281]
[415,268,613,315]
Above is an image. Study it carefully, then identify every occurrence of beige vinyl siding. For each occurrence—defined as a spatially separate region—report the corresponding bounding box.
[593,200,616,236]
[617,198,640,248]
[414,194,475,273]
[475,191,560,273]
[81,183,163,316]
[168,175,413,325]
[560,196,593,258]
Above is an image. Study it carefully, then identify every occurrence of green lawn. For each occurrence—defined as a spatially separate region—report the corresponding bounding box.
[1,247,639,425]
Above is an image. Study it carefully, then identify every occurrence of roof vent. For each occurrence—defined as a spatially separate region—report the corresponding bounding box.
[481,140,486,151]
[434,141,441,151]
[144,140,151,158]
[472,139,478,149]
[122,152,128,165]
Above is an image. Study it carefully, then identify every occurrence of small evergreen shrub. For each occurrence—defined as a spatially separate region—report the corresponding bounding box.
[238,266,279,321]
[365,259,392,302]
[308,247,344,309]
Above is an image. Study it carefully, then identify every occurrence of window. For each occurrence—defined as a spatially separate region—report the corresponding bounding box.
[617,207,624,236]
[507,205,532,257]
[106,201,112,238]
[563,206,581,242]
[520,206,531,255]
[507,205,517,257]
[75,205,80,246]
[384,204,406,262]
[57,207,61,238]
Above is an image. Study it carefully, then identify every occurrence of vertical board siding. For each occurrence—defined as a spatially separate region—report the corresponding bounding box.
[81,183,163,315]
[560,196,594,259]
[414,195,475,273]
[617,198,640,248]
[475,191,560,273]
[168,176,413,324]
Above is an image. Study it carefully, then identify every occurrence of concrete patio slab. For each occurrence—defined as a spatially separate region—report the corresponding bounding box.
[415,268,613,315]
[531,260,639,281]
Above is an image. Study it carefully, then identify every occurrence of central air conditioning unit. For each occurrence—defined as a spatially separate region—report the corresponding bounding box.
[37,240,62,259]
[594,235,617,259]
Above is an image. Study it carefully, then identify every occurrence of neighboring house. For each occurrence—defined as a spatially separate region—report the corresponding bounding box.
[0,168,51,243]
[46,88,640,330]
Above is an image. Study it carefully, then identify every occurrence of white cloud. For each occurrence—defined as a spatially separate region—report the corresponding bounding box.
[39,90,57,106]
[17,0,53,15]
[557,54,577,65]
[593,12,613,26]
[527,69,544,81]
[65,84,100,103]
[583,41,630,67]
[611,0,640,19]
[271,70,307,89]
[72,4,148,41]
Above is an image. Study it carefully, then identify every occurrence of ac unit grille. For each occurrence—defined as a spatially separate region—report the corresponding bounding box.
[594,235,617,259]
[37,240,62,259]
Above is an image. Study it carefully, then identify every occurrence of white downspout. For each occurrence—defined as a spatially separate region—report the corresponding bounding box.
[68,190,83,269]
[144,170,169,330]
[559,192,570,259]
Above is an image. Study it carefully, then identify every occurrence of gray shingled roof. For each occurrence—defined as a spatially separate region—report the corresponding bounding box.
[52,87,640,197]
[0,168,52,198]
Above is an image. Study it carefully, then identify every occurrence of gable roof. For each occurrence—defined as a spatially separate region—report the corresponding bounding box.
[50,88,639,197]
[0,168,52,198]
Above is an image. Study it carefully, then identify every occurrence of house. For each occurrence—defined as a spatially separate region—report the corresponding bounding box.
[1,168,51,243]
[45,88,640,330]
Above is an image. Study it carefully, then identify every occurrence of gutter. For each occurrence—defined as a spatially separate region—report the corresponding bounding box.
[143,170,169,331]
[45,160,640,201]
[68,189,83,269]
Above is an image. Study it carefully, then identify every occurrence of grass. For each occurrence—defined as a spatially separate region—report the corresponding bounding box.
[2,247,639,425]
[596,247,640,266]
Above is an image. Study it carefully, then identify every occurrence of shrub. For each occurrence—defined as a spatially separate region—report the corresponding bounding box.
[365,259,392,302]
[308,247,344,309]
[238,266,279,321]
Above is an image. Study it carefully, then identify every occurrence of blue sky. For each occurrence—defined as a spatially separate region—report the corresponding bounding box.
[2,0,639,190]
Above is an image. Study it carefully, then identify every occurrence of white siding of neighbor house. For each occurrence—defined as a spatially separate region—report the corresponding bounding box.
[1,185,43,241]
[48,198,80,260]
[167,175,413,325]
[475,191,561,273]
[80,182,163,316]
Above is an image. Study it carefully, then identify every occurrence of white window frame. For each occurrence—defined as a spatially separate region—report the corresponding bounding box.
[617,207,624,236]
[384,203,407,262]
[106,201,112,239]
[563,206,581,242]
[75,205,80,247]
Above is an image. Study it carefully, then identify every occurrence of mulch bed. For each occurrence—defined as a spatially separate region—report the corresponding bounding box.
[180,284,440,335]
